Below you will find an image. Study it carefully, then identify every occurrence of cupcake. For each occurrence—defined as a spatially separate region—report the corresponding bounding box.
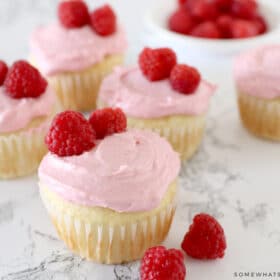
[30,0,127,111]
[38,108,180,264]
[97,47,216,160]
[234,45,280,141]
[0,60,55,179]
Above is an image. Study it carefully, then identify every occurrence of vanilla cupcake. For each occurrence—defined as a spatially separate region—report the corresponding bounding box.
[0,60,55,179]
[234,45,280,141]
[30,1,127,111]
[38,108,180,264]
[97,48,216,161]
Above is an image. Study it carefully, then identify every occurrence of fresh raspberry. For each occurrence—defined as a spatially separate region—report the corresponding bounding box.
[58,0,90,29]
[215,0,233,11]
[190,21,221,39]
[4,61,47,99]
[170,64,201,94]
[217,15,234,38]
[181,213,227,259]
[90,5,116,36]
[46,111,96,157]
[187,0,219,21]
[231,0,258,19]
[0,61,8,86]
[139,48,177,81]
[253,15,268,34]
[89,108,127,140]
[231,19,259,38]
[168,8,195,35]
[140,246,186,280]
[178,0,187,6]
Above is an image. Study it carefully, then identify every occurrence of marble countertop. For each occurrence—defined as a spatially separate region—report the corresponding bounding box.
[0,1,280,279]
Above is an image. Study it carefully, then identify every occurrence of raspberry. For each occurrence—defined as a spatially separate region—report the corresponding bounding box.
[4,61,47,99]
[58,0,90,29]
[46,111,96,157]
[190,21,221,39]
[140,246,186,280]
[89,108,127,140]
[231,0,258,20]
[0,61,8,86]
[217,15,234,38]
[188,0,219,21]
[90,5,116,36]
[215,0,233,11]
[168,8,195,35]
[231,19,259,38]
[139,48,177,81]
[253,15,268,34]
[178,0,187,6]
[181,213,227,259]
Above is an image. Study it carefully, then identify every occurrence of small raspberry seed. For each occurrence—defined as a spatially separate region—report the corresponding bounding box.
[140,246,186,280]
[181,213,227,259]
[0,61,8,86]
[58,0,90,29]
[190,21,221,39]
[90,5,117,36]
[46,111,96,157]
[4,60,47,99]
[89,108,127,140]
[139,48,177,81]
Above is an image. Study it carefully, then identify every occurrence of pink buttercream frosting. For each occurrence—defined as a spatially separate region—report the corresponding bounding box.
[98,67,216,118]
[234,45,280,99]
[30,23,127,76]
[38,130,180,213]
[0,86,55,133]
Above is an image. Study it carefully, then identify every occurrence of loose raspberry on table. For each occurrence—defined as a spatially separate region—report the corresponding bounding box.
[140,246,186,280]
[89,108,127,140]
[139,48,177,81]
[190,21,221,39]
[4,60,47,99]
[231,0,258,20]
[170,64,201,94]
[58,0,90,28]
[181,213,227,259]
[231,19,259,38]
[90,5,116,36]
[0,61,8,86]
[46,111,96,157]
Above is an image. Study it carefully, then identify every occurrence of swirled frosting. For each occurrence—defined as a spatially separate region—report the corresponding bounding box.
[38,130,180,213]
[0,86,55,133]
[234,45,280,99]
[98,67,216,118]
[30,23,127,76]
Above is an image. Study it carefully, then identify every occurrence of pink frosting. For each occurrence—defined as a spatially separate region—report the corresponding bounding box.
[30,23,127,76]
[0,86,55,133]
[234,45,280,99]
[98,67,216,118]
[38,130,180,213]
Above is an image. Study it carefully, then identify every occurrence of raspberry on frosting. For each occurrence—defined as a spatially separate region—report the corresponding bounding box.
[0,60,8,86]
[89,108,127,140]
[90,5,117,36]
[181,213,227,259]
[140,246,186,280]
[58,0,90,29]
[139,48,177,81]
[46,111,96,157]
[4,60,47,99]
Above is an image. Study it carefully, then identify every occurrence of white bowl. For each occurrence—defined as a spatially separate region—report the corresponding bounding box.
[143,0,280,64]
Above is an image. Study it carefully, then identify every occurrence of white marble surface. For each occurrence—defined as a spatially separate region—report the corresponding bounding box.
[1,1,280,279]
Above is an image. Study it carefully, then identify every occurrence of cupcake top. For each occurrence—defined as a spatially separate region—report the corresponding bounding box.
[30,1,127,76]
[98,48,216,119]
[234,45,280,99]
[0,60,55,133]
[39,109,180,213]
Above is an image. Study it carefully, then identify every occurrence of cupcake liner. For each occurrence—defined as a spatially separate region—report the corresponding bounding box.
[0,118,50,179]
[47,54,124,112]
[39,182,177,264]
[238,92,280,141]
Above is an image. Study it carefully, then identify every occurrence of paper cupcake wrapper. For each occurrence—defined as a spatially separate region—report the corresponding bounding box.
[0,119,50,179]
[39,184,177,264]
[238,92,280,141]
[48,54,124,112]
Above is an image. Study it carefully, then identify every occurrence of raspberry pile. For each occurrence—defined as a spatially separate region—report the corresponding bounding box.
[169,0,268,39]
[46,108,127,157]
[58,0,116,36]
[139,47,201,94]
